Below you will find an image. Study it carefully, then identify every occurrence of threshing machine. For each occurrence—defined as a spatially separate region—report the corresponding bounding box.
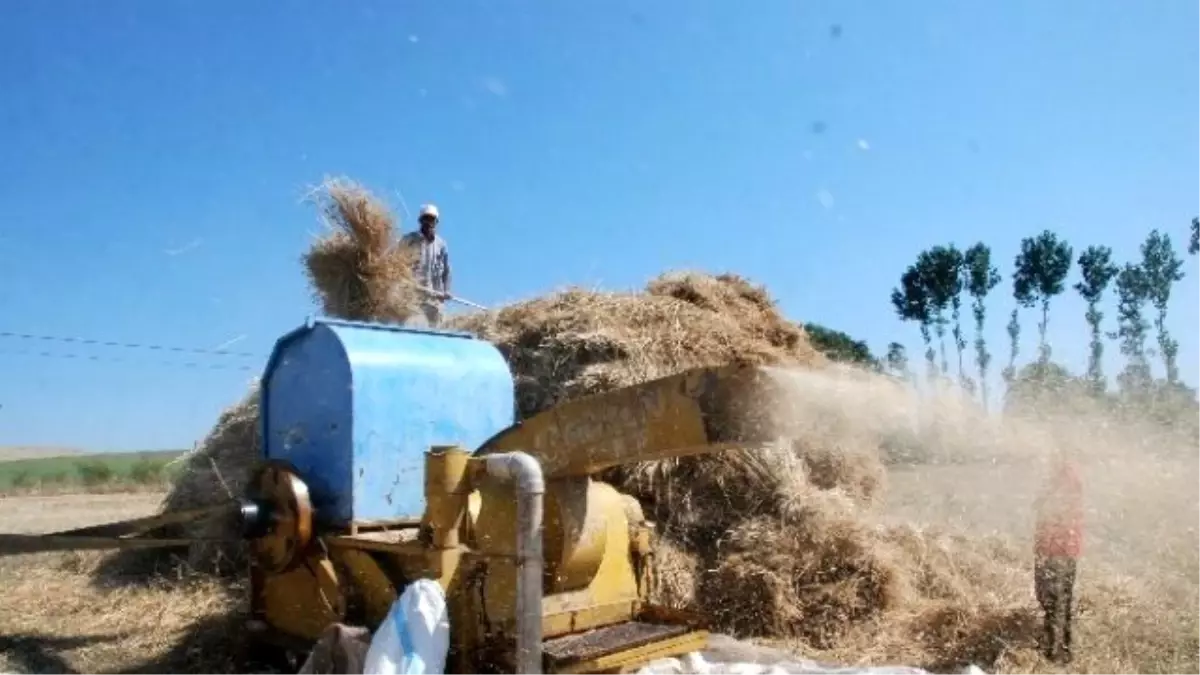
[0,318,791,673]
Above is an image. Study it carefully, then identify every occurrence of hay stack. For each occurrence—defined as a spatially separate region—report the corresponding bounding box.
[647,538,699,610]
[693,496,1032,652]
[449,272,826,418]
[96,177,1075,671]
[448,272,883,538]
[447,273,934,648]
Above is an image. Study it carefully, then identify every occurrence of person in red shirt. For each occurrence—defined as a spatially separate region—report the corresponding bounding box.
[1033,449,1084,664]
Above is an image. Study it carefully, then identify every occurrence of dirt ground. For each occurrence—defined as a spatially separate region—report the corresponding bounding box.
[0,492,249,674]
[0,492,164,534]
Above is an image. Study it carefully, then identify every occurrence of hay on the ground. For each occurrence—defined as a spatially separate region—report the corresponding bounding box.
[696,483,903,647]
[2,552,246,674]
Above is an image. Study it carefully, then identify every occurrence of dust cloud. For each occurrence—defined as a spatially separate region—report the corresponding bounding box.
[765,364,1198,576]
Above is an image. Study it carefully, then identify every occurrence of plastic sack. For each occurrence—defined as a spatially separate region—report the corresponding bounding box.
[637,651,933,675]
[637,656,927,674]
[298,624,372,674]
[363,579,450,675]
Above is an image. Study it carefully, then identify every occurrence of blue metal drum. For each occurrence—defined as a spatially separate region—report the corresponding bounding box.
[260,318,514,525]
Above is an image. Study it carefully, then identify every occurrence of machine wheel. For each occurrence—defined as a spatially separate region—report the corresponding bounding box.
[246,461,314,573]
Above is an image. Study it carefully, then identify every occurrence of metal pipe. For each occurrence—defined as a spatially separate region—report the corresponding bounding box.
[483,451,546,674]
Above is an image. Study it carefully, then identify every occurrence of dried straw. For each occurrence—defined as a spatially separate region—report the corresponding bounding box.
[302,177,419,323]
[450,271,825,418]
[647,537,699,611]
[2,552,245,673]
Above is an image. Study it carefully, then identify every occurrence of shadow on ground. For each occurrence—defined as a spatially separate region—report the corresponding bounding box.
[0,633,118,674]
[121,615,239,674]
[919,606,1041,673]
[91,547,244,591]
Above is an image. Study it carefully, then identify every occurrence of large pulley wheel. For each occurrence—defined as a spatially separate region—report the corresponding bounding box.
[247,462,313,573]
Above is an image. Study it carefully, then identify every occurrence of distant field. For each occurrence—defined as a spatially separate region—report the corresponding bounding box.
[0,449,186,494]
[0,446,86,461]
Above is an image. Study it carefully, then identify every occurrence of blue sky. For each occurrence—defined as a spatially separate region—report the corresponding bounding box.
[0,1,1196,451]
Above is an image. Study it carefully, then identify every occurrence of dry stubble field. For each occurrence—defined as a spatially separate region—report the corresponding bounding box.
[0,491,250,674]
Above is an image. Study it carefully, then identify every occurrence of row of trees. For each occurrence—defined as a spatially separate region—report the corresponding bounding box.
[886,217,1199,412]
[802,322,878,368]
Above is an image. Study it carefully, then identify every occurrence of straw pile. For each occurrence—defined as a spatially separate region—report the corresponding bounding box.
[445,276,941,647]
[89,176,1196,673]
[449,271,827,418]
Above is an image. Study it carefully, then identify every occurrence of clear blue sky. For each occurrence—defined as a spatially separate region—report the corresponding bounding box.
[0,1,1196,451]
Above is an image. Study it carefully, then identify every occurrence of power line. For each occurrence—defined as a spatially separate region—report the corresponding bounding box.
[0,330,262,358]
[0,348,257,372]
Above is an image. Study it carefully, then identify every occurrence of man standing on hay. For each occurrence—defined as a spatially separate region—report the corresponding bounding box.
[401,203,452,327]
[1033,448,1084,664]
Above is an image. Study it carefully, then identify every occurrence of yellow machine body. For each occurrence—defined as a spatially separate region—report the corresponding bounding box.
[247,363,784,673]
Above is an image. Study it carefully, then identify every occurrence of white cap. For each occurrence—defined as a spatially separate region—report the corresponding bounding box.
[419,203,440,221]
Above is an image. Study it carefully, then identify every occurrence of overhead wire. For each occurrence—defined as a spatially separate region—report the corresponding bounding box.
[0,348,257,372]
[0,329,263,372]
[0,330,262,358]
